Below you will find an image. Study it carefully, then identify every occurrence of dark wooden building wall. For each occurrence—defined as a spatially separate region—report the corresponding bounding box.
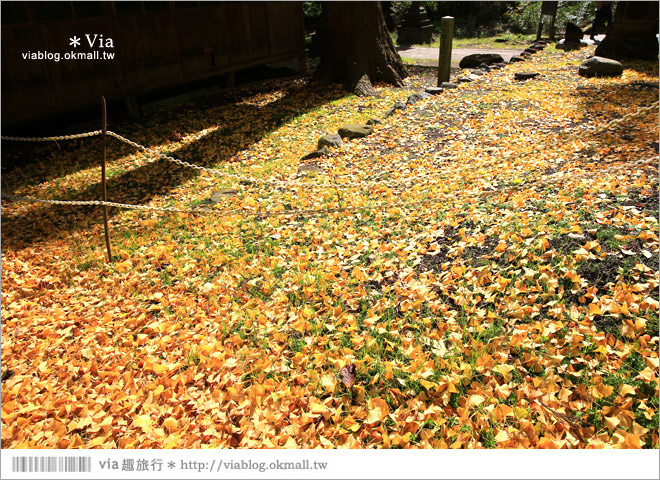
[1,1,306,126]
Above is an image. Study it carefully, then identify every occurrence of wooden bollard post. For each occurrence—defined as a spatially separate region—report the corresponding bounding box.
[101,97,113,263]
[437,16,454,85]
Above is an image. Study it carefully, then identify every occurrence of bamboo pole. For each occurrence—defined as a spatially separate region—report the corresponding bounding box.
[101,97,113,262]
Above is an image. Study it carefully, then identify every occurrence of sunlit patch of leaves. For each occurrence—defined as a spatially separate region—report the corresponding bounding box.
[1,47,658,449]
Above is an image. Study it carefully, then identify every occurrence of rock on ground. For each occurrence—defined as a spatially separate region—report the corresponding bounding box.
[425,86,443,95]
[383,101,406,119]
[317,134,343,149]
[210,189,238,203]
[301,147,331,160]
[407,92,432,105]
[297,163,324,175]
[579,56,624,77]
[565,22,584,43]
[338,124,374,139]
[459,53,504,69]
[515,72,540,81]
[556,38,590,51]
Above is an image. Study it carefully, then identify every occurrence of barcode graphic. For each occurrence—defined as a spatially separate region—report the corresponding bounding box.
[11,456,92,473]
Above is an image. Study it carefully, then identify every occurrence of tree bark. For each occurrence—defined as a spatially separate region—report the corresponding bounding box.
[312,1,408,96]
[595,1,659,60]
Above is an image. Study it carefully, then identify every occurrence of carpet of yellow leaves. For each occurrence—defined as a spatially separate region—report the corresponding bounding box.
[1,46,658,449]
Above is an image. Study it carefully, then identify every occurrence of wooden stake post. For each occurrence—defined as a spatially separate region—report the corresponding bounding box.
[537,1,558,41]
[101,97,113,262]
[437,16,454,85]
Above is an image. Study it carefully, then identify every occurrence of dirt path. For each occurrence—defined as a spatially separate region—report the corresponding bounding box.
[397,46,520,67]
[397,35,603,67]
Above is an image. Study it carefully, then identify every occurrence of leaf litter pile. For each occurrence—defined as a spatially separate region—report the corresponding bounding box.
[2,47,658,449]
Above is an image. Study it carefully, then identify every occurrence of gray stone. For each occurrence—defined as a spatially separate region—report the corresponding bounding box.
[459,53,504,68]
[556,38,589,51]
[297,163,324,175]
[210,189,237,203]
[366,118,382,126]
[441,82,457,89]
[457,77,473,83]
[468,74,483,81]
[565,22,584,43]
[338,123,374,139]
[556,40,579,51]
[470,69,486,76]
[317,134,343,149]
[425,86,443,95]
[579,56,624,77]
[514,72,540,81]
[301,147,331,160]
[523,48,538,55]
[509,56,525,63]
[406,92,432,105]
[383,100,407,119]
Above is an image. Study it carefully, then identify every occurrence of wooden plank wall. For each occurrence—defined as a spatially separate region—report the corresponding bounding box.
[1,1,305,125]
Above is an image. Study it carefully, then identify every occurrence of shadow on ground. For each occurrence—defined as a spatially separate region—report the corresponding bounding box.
[1,77,349,250]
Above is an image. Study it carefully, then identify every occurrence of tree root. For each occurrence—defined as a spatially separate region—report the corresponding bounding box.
[352,74,378,97]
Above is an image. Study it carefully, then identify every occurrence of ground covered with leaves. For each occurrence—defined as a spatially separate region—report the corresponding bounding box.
[2,46,658,449]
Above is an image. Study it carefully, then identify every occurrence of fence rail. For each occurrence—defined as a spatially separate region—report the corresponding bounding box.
[2,99,658,261]
[3,101,657,191]
[0,131,102,142]
[3,156,657,216]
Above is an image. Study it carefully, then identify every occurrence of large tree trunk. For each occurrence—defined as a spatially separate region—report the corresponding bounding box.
[312,2,408,96]
[595,1,659,60]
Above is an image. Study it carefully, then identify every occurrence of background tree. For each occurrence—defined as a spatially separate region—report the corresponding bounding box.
[380,1,397,31]
[312,1,408,96]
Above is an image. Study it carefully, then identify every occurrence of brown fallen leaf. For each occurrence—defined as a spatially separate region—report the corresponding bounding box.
[168,131,183,142]
[536,400,582,426]
[535,399,586,442]
[340,363,357,388]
